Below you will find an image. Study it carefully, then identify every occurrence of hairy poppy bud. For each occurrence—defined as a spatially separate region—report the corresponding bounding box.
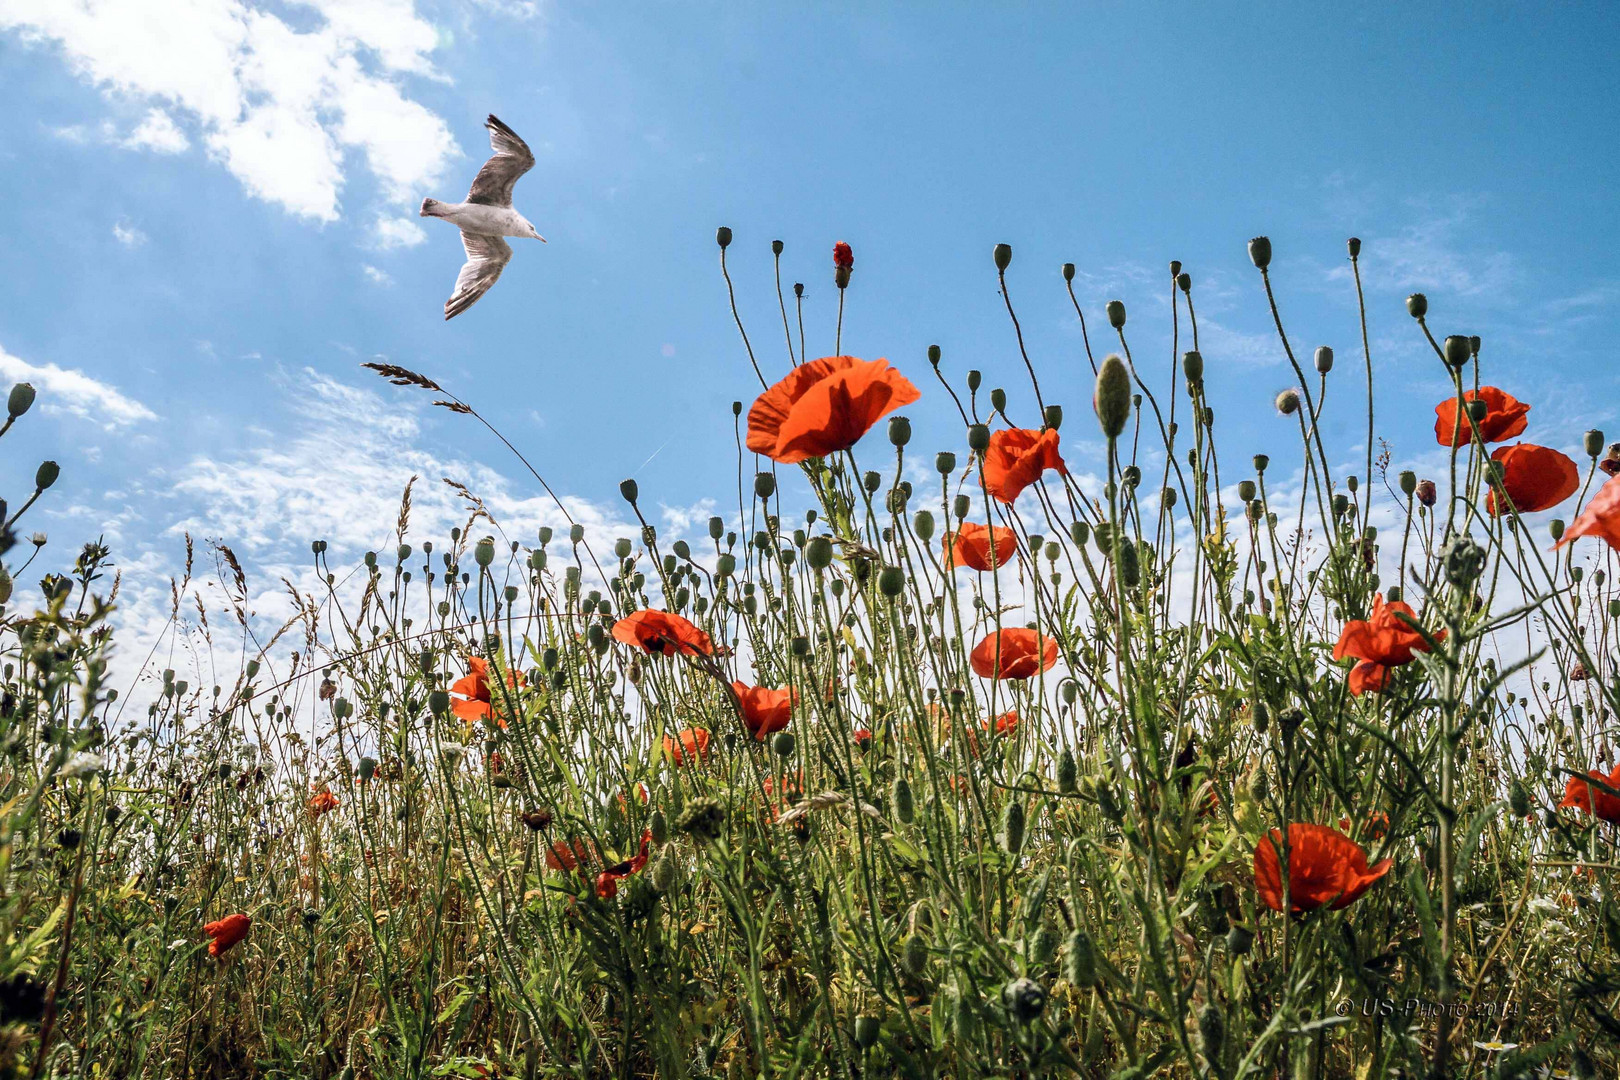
[1001,800,1025,855]
[1509,779,1531,819]
[1442,335,1471,368]
[903,931,928,975]
[716,226,732,249]
[1057,749,1077,794]
[1116,540,1140,588]
[1198,1004,1224,1060]
[1062,262,1075,282]
[1094,355,1132,439]
[649,855,676,894]
[7,382,35,419]
[1406,293,1428,318]
[1182,350,1203,385]
[1314,346,1333,374]
[936,451,956,475]
[34,461,58,490]
[1275,389,1300,415]
[1002,977,1046,1023]
[1248,236,1271,270]
[1065,929,1099,987]
[619,479,639,505]
[993,243,1012,271]
[1442,535,1486,588]
[1586,429,1605,458]
[912,510,934,541]
[1238,480,1257,503]
[1029,923,1061,966]
[878,566,905,597]
[853,1015,880,1049]
[754,472,776,500]
[1105,300,1126,329]
[888,416,911,446]
[0,566,11,607]
[968,424,991,451]
[892,775,914,823]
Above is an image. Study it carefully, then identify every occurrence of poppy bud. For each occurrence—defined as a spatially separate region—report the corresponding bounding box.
[772,730,795,758]
[1116,540,1140,588]
[1057,749,1077,794]
[1275,389,1300,415]
[990,387,1007,414]
[1179,273,1193,294]
[1198,1004,1224,1060]
[1226,923,1254,956]
[619,479,639,505]
[1029,923,1061,966]
[853,1015,880,1049]
[8,383,35,419]
[648,809,668,845]
[936,451,956,475]
[1002,977,1046,1023]
[1002,799,1025,855]
[1442,335,1471,369]
[570,524,585,544]
[1062,262,1075,282]
[1406,293,1428,318]
[771,239,783,255]
[0,565,11,606]
[1416,479,1437,507]
[1442,535,1486,588]
[754,472,776,500]
[903,931,928,975]
[1248,236,1272,270]
[966,369,981,392]
[1105,300,1126,329]
[1043,404,1063,430]
[968,424,990,451]
[1314,345,1333,373]
[1182,350,1203,385]
[716,226,732,249]
[1397,470,1417,497]
[1508,779,1530,819]
[1550,518,1565,542]
[892,775,914,823]
[649,855,676,894]
[429,690,449,716]
[1065,929,1098,987]
[993,243,1012,271]
[1094,355,1132,440]
[1238,480,1257,503]
[878,566,905,597]
[34,461,58,490]
[1586,429,1605,458]
[1069,521,1089,547]
[912,510,934,541]
[888,416,911,447]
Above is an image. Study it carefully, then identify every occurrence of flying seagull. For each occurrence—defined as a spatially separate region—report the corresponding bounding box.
[420,114,545,320]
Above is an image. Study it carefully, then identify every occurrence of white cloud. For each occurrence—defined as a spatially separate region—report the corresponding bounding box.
[123,107,188,153]
[1,0,459,222]
[0,344,157,428]
[372,214,427,249]
[362,264,393,285]
[112,219,146,246]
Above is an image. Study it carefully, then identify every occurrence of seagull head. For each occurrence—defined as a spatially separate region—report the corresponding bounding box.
[525,219,547,243]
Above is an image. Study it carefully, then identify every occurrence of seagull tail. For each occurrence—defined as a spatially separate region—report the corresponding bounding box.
[420,198,445,218]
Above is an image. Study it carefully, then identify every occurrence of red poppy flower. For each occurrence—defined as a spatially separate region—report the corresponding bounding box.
[1337,812,1391,841]
[982,428,1067,505]
[450,656,524,726]
[546,839,595,873]
[594,829,654,899]
[961,710,1020,756]
[833,241,853,270]
[732,682,797,740]
[852,727,873,750]
[307,789,339,818]
[1556,473,1620,554]
[663,728,711,766]
[745,356,921,464]
[1253,824,1392,913]
[1486,443,1578,515]
[204,913,252,958]
[944,522,1017,571]
[1434,387,1529,447]
[1346,662,1391,696]
[1333,594,1443,695]
[612,610,714,657]
[970,628,1058,680]
[1558,764,1620,824]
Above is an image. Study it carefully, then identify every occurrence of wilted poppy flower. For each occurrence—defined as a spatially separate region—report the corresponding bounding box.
[731,682,797,740]
[1555,473,1620,553]
[1486,444,1578,515]
[307,789,339,817]
[833,241,853,270]
[1415,479,1437,507]
[545,838,595,873]
[450,656,524,726]
[1434,387,1529,447]
[612,610,714,657]
[745,356,921,464]
[982,427,1067,505]
[664,728,711,766]
[944,522,1017,571]
[204,913,252,958]
[1333,594,1443,696]
[961,710,1020,756]
[1253,824,1392,913]
[1337,811,1391,841]
[970,628,1058,680]
[852,727,873,750]
[1558,764,1620,824]
[595,829,654,899]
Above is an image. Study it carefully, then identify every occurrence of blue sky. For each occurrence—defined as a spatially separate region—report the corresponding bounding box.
[1,1,1617,660]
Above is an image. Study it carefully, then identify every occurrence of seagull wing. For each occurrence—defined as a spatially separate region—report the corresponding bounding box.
[444,232,513,320]
[465,114,534,207]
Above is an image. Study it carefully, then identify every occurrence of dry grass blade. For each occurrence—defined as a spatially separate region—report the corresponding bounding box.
[360,361,444,393]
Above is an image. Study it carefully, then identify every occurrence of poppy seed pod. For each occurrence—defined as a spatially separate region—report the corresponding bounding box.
[754,472,776,500]
[428,690,450,716]
[1248,236,1272,270]
[771,239,783,256]
[1182,350,1203,384]
[966,369,981,392]
[953,494,971,518]
[1275,389,1300,416]
[34,461,58,490]
[1398,470,1417,496]
[968,424,991,451]
[853,1015,880,1049]
[1406,293,1428,319]
[1178,272,1192,293]
[1105,300,1126,329]
[878,566,905,597]
[1062,262,1075,282]
[570,524,585,544]
[927,343,941,367]
[990,388,1007,414]
[1442,335,1471,368]
[715,226,732,249]
[619,479,638,505]
[8,382,35,419]
[993,243,1012,271]
[473,536,496,568]
[1238,480,1257,502]
[1314,346,1333,374]
[772,730,795,758]
[1169,259,1182,277]
[1043,404,1062,430]
[1094,355,1132,440]
[1069,520,1089,547]
[912,510,935,541]
[1550,518,1565,541]
[1586,429,1605,458]
[888,415,911,447]
[1347,237,1362,258]
[1002,977,1046,1023]
[357,756,377,781]
[793,282,803,298]
[936,451,957,475]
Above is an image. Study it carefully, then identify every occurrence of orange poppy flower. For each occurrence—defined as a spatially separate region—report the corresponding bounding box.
[1333,594,1443,696]
[1558,764,1620,824]
[612,610,714,657]
[663,728,711,766]
[745,355,921,464]
[594,829,654,899]
[545,838,595,873]
[307,789,339,818]
[1555,473,1620,553]
[1434,387,1529,447]
[1253,824,1392,913]
[943,522,1017,571]
[1486,444,1578,515]
[731,682,797,740]
[982,427,1067,505]
[1337,811,1391,841]
[960,709,1020,756]
[204,912,252,958]
[970,628,1058,680]
[450,656,524,726]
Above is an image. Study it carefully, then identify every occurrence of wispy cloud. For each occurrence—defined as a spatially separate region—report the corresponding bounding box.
[1324,194,1516,298]
[371,214,427,249]
[122,107,188,153]
[0,343,156,428]
[111,219,146,246]
[361,264,393,285]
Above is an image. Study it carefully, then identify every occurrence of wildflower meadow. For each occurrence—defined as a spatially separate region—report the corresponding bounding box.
[5,232,1620,1079]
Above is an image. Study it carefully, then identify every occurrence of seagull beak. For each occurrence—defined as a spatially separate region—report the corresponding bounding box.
[537,234,547,243]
